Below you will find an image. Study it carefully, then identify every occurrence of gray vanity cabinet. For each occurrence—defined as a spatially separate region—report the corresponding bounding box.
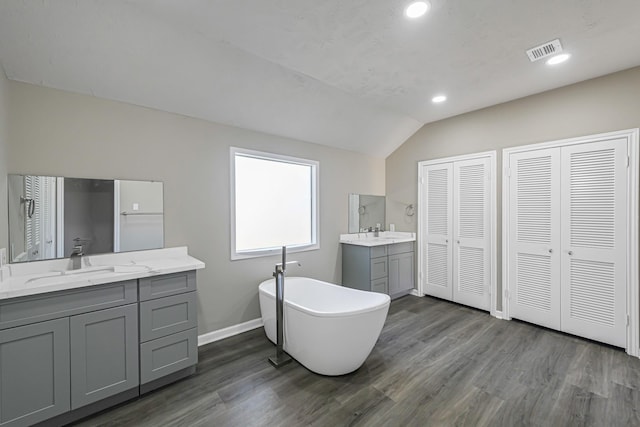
[388,245,415,297]
[70,304,139,409]
[341,244,386,293]
[0,318,70,427]
[0,281,138,427]
[0,270,199,426]
[138,271,198,390]
[342,241,415,299]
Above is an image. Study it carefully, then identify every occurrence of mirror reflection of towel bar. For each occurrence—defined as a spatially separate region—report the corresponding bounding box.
[120,212,163,216]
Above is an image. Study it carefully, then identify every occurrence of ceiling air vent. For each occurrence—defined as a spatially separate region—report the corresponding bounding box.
[526,39,563,62]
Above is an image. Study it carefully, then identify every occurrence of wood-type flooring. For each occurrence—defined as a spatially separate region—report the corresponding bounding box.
[74,295,640,426]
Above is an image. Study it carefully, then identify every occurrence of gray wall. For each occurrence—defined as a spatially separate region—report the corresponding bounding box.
[0,66,8,252]
[7,81,385,334]
[386,66,640,311]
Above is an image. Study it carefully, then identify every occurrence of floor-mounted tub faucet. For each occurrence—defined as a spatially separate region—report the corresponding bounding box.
[269,246,301,368]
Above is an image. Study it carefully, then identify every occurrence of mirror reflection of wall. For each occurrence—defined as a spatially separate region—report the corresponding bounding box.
[8,174,164,263]
[115,180,164,252]
[348,194,385,233]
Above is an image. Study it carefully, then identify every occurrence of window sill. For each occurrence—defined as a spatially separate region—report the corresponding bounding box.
[231,243,320,261]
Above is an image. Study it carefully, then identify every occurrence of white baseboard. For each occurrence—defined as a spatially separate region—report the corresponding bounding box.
[198,318,263,347]
[410,289,422,297]
[492,310,504,320]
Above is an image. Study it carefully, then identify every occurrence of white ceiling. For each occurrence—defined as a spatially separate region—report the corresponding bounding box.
[1,0,639,157]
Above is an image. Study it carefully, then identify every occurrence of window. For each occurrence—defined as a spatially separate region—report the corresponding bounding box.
[230,147,319,260]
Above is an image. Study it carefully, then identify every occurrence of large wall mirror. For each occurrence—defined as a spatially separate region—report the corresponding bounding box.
[8,174,164,263]
[348,194,385,233]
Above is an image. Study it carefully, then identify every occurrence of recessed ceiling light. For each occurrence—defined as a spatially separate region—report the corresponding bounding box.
[546,53,571,65]
[405,1,430,19]
[432,95,447,103]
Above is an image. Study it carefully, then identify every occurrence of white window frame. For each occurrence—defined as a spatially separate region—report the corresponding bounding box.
[230,147,320,260]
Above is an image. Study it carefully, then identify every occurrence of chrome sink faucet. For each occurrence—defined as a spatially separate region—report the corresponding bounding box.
[70,244,84,270]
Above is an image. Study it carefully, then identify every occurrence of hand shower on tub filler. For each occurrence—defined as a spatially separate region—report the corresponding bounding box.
[269,246,300,368]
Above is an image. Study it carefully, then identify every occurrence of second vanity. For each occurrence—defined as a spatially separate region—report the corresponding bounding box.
[340,232,416,300]
[0,247,204,427]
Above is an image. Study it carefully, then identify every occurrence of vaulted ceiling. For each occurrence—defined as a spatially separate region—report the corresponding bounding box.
[1,1,639,157]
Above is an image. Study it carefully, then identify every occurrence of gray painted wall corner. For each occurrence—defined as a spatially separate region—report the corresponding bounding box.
[385,66,640,311]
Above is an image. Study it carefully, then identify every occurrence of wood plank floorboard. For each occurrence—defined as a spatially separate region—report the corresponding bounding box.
[73,295,640,427]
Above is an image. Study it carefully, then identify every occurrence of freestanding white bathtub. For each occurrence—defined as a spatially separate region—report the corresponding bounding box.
[258,276,390,376]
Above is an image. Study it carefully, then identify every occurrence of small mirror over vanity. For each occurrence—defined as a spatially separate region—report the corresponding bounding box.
[8,174,164,263]
[348,193,385,233]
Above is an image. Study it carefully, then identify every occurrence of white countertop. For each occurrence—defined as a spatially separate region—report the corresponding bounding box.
[339,231,416,247]
[0,246,205,301]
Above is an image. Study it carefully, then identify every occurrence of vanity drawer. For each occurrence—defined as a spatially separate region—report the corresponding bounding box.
[139,271,196,301]
[370,246,387,259]
[388,242,414,255]
[370,257,388,280]
[139,292,197,342]
[371,277,389,294]
[0,281,138,330]
[140,327,198,384]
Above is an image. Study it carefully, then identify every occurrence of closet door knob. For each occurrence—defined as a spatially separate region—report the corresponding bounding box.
[568,251,573,256]
[548,249,553,253]
[445,239,448,243]
[457,240,460,244]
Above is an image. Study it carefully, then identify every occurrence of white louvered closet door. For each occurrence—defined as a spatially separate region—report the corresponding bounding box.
[509,148,562,330]
[560,139,627,347]
[423,163,453,300]
[453,158,491,310]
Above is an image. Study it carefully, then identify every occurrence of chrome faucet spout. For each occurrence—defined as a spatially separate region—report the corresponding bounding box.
[70,245,84,270]
[275,260,301,272]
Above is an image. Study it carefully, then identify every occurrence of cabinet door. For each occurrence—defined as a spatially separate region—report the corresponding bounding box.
[370,256,388,281]
[422,162,453,300]
[453,157,491,311]
[508,148,561,330]
[0,318,70,427]
[70,304,139,409]
[388,251,415,297]
[560,139,627,347]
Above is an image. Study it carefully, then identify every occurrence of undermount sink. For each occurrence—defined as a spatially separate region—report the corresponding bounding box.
[63,266,115,276]
[23,264,150,286]
[24,272,92,287]
[63,264,150,275]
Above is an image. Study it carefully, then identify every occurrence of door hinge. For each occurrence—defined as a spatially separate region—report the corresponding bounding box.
[627,314,630,326]
[627,156,630,168]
